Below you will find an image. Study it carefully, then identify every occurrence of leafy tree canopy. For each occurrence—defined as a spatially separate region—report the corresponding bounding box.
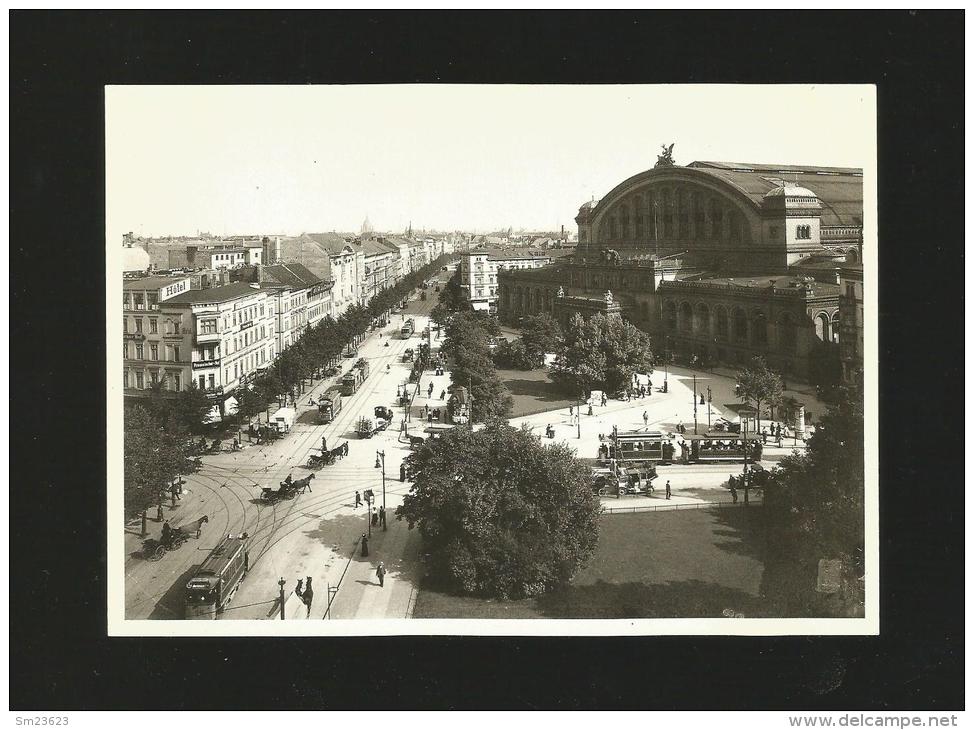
[124,405,200,520]
[549,313,654,396]
[735,356,784,431]
[761,384,864,617]
[398,422,602,598]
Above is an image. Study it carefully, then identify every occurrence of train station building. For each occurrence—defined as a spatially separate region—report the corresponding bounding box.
[498,158,863,380]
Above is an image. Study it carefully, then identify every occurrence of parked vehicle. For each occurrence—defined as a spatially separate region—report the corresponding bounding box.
[270,407,296,434]
[184,534,249,619]
[343,346,358,358]
[356,416,375,438]
[374,405,394,422]
[447,386,470,425]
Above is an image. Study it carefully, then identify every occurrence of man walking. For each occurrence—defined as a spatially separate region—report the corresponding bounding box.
[355,490,362,508]
[376,562,387,588]
[642,411,649,428]
[665,480,672,500]
[371,507,379,527]
[379,506,387,529]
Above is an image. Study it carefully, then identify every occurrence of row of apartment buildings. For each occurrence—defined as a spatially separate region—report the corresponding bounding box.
[122,233,454,407]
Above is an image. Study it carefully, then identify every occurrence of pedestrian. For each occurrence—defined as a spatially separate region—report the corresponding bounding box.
[371,508,379,527]
[428,383,434,398]
[156,503,164,522]
[379,506,387,529]
[440,389,446,400]
[322,436,328,453]
[376,562,387,587]
[665,480,671,500]
[361,534,369,557]
[343,441,349,457]
[428,411,434,425]
[569,405,574,418]
[677,421,684,435]
[355,490,362,508]
[400,418,407,434]
[587,404,593,416]
[699,393,705,405]
[601,393,608,407]
[731,486,738,504]
[171,490,177,508]
[761,427,767,444]
[643,411,649,427]
[647,378,652,392]
[400,462,407,482]
[161,520,172,547]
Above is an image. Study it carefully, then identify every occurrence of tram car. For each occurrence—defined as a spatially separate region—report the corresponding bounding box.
[184,534,249,620]
[606,430,669,464]
[317,386,344,424]
[400,317,416,339]
[341,358,371,395]
[683,433,763,464]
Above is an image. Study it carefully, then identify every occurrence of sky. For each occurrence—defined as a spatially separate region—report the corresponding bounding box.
[106,85,875,242]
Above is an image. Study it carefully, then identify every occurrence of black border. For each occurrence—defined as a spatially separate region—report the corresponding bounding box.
[10,10,964,710]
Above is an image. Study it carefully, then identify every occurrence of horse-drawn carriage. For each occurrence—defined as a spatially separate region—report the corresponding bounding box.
[259,474,315,503]
[142,515,209,561]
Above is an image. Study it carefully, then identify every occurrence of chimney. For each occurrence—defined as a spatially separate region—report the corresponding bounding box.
[275,236,281,264]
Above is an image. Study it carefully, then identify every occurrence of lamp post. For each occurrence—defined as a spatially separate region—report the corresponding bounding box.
[692,373,698,435]
[374,450,387,531]
[707,386,712,429]
[278,577,286,621]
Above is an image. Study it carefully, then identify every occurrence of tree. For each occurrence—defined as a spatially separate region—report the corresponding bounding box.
[124,405,200,522]
[760,384,864,617]
[492,338,534,370]
[520,313,563,367]
[735,356,783,433]
[398,422,602,598]
[550,313,654,396]
[437,269,469,313]
[235,386,266,427]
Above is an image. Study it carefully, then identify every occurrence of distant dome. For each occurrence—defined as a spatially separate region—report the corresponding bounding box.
[122,246,150,272]
[763,184,817,199]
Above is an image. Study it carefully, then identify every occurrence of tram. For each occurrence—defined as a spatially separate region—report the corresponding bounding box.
[400,317,415,339]
[605,430,671,464]
[184,534,249,620]
[683,433,763,464]
[317,386,344,424]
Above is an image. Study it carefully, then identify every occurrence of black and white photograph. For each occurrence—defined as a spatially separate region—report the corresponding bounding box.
[108,84,877,634]
[10,9,964,714]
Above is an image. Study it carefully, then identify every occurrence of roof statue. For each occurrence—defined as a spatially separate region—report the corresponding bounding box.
[604,289,613,305]
[655,143,676,168]
[557,286,565,298]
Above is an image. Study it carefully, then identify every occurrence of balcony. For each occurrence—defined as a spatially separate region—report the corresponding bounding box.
[195,331,222,345]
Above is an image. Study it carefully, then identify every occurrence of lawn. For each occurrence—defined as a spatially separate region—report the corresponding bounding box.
[412,506,772,619]
[497,366,575,419]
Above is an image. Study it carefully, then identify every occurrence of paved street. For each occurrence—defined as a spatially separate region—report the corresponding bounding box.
[124,280,446,620]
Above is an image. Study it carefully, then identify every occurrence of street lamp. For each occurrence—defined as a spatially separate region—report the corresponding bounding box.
[706,386,712,429]
[692,373,698,435]
[374,450,387,531]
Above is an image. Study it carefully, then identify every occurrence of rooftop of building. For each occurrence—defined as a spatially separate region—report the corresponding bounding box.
[165,281,264,305]
[464,248,557,260]
[302,232,357,256]
[686,161,863,227]
[123,274,191,290]
[671,274,841,297]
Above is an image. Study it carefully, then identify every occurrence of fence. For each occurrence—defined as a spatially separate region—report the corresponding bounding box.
[601,499,764,515]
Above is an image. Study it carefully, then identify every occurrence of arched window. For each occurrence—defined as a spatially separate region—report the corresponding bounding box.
[715,306,729,340]
[710,200,723,239]
[694,302,710,335]
[814,312,830,341]
[664,301,677,331]
[830,311,840,344]
[752,311,768,347]
[679,302,693,333]
[846,248,859,263]
[733,308,748,343]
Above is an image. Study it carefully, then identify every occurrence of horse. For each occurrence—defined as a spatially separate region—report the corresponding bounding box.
[293,473,316,494]
[191,515,209,538]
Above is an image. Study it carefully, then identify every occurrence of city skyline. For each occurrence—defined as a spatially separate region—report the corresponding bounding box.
[107,85,874,244]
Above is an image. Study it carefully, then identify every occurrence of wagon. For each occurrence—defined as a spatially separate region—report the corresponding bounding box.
[142,530,189,561]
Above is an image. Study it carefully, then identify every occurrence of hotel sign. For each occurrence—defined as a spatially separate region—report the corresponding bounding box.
[159,278,191,302]
[239,320,254,330]
[192,358,221,370]
[124,333,145,341]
